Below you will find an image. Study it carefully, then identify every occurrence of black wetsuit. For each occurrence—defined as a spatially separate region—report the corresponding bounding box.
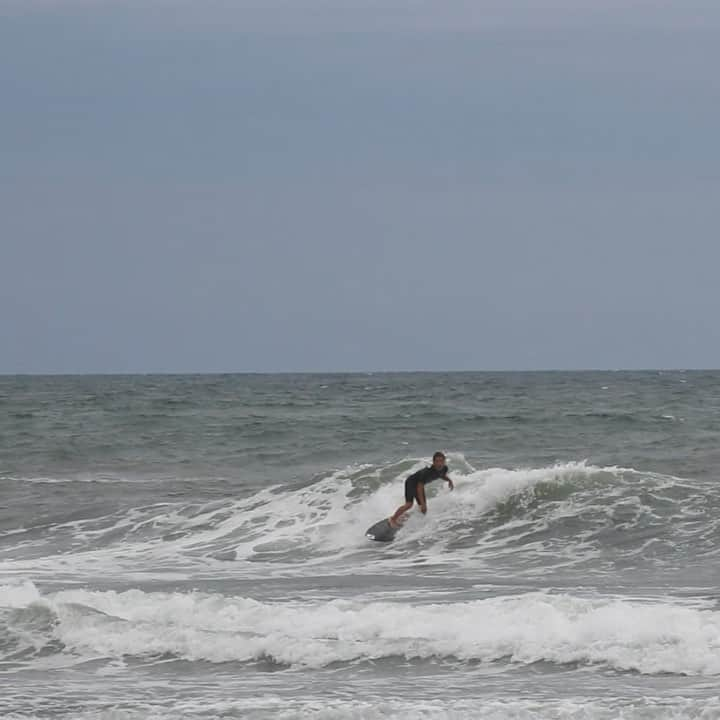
[404,465,449,503]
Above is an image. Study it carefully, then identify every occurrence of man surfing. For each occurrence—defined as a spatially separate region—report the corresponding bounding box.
[389,451,454,527]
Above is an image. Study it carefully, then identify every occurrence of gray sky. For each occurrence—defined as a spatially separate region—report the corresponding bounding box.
[2,1,719,373]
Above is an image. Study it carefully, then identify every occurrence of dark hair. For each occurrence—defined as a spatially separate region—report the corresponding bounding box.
[432,451,445,461]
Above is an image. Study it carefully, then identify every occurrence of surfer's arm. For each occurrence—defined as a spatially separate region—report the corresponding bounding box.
[444,475,454,490]
[417,482,427,513]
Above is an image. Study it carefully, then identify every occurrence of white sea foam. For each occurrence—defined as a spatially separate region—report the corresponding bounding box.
[7,582,720,675]
[203,460,600,555]
[0,580,42,608]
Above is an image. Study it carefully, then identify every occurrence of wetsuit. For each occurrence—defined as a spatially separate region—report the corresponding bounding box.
[404,465,449,503]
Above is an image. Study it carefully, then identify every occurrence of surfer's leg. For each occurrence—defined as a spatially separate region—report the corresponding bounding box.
[390,478,417,525]
[390,501,412,525]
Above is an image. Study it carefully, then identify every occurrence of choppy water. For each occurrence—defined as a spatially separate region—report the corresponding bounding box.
[2,371,720,719]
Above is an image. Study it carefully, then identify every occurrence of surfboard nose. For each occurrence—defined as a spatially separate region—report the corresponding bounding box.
[365,518,397,542]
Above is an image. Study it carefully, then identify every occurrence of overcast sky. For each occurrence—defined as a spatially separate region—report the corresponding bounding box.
[2,1,719,373]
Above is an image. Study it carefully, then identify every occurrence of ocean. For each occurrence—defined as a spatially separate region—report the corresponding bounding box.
[1,371,720,719]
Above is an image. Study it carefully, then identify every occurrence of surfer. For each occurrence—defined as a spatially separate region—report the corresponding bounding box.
[389,452,454,527]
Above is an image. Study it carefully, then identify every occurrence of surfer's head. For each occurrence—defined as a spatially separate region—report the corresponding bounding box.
[432,451,446,469]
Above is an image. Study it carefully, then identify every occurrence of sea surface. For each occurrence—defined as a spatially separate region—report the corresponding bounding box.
[1,371,720,719]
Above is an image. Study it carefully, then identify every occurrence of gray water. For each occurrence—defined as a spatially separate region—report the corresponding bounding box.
[2,371,720,719]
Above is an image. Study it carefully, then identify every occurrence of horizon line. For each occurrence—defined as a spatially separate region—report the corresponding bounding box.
[0,367,716,378]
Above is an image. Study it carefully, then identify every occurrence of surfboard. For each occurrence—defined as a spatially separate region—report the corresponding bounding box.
[365,518,398,542]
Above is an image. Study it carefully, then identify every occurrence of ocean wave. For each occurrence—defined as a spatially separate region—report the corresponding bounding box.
[2,460,718,578]
[3,582,720,675]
